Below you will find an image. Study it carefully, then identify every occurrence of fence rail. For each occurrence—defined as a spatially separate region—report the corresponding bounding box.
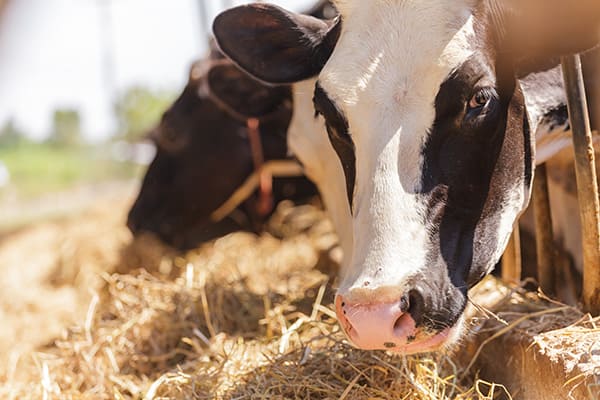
[561,54,600,315]
[504,54,600,316]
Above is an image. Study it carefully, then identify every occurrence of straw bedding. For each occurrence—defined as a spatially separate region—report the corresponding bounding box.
[0,199,597,399]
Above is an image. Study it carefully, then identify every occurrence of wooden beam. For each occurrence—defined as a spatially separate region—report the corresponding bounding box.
[561,55,600,315]
[532,163,555,295]
[502,225,522,284]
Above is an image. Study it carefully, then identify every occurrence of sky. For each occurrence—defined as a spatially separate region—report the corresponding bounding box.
[0,0,314,141]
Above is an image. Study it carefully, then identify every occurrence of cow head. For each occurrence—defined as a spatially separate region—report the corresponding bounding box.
[127,58,314,249]
[214,0,600,353]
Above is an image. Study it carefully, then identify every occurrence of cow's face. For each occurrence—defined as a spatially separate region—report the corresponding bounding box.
[127,60,293,249]
[214,0,600,353]
[312,2,524,353]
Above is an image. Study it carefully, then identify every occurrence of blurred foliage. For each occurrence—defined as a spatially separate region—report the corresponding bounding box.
[0,142,142,198]
[0,108,141,198]
[47,109,82,147]
[114,86,175,141]
[0,86,172,200]
[0,119,29,148]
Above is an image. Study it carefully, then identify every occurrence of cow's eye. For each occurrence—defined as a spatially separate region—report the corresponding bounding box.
[468,88,493,110]
[465,87,497,122]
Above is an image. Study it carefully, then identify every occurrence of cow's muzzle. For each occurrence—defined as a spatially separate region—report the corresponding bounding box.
[334,290,458,354]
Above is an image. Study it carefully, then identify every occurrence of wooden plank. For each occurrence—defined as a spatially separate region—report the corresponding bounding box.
[561,55,600,315]
[532,163,556,295]
[502,225,522,284]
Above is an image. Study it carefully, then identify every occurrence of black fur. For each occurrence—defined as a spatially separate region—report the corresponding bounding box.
[127,58,317,249]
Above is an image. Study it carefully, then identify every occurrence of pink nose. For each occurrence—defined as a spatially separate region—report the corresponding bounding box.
[335,295,417,351]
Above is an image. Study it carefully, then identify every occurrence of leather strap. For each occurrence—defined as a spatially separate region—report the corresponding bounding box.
[246,118,274,217]
[209,159,305,223]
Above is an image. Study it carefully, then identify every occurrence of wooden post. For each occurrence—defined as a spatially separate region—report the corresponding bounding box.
[502,224,522,284]
[561,55,600,315]
[532,163,555,295]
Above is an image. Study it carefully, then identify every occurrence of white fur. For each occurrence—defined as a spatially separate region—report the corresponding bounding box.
[287,79,354,259]
[317,0,477,303]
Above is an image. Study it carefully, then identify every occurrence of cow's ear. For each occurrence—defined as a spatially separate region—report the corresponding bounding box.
[494,0,600,74]
[208,64,291,118]
[213,4,341,84]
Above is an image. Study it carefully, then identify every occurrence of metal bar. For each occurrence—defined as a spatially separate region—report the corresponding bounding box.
[561,55,600,315]
[197,0,210,45]
[97,0,116,100]
[502,223,522,284]
[532,163,555,295]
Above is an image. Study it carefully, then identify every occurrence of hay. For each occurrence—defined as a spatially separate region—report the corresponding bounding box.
[7,269,478,400]
[462,279,600,399]
[0,200,597,399]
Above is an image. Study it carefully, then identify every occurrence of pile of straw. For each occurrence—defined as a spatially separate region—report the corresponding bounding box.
[1,201,596,399]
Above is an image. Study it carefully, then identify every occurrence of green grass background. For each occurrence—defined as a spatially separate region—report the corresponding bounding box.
[0,142,143,198]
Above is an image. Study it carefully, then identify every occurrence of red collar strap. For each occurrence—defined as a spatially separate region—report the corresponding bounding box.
[209,117,306,224]
[246,118,274,217]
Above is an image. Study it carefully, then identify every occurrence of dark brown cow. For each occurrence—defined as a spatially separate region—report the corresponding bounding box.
[126,1,338,249]
[126,56,318,249]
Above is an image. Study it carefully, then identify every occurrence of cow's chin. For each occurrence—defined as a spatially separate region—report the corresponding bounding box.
[389,321,464,355]
[344,316,465,356]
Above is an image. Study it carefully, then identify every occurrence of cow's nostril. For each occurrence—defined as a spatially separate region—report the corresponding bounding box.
[408,289,425,327]
[393,312,404,332]
[399,294,410,313]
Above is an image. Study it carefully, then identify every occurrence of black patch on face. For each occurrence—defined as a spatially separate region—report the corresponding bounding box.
[313,83,356,207]
[418,54,529,329]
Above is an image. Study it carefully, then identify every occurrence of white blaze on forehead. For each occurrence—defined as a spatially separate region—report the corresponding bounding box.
[320,0,477,302]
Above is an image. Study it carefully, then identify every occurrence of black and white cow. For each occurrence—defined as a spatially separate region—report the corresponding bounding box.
[214,0,600,353]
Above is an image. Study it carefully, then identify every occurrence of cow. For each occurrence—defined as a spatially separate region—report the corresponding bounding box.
[213,0,600,354]
[126,57,319,249]
[126,1,339,250]
[518,50,600,287]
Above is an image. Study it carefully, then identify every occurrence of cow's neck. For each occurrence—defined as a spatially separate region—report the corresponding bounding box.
[288,79,353,260]
[520,65,576,165]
